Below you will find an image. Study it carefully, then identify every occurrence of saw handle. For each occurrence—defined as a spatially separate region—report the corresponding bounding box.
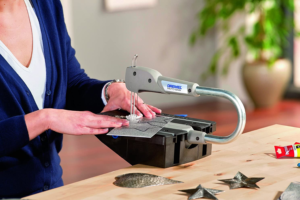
[187,86,246,145]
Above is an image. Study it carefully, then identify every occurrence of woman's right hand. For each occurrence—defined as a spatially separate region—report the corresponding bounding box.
[25,109,129,141]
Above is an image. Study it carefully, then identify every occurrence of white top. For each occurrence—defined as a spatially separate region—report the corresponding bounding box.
[0,0,108,110]
[0,0,46,110]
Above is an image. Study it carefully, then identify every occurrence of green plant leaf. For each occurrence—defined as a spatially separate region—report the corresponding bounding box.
[193,0,295,78]
[200,51,221,81]
[222,55,234,76]
[189,32,197,46]
[228,36,240,57]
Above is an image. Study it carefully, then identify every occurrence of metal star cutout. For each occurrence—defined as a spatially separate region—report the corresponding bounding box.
[179,184,224,200]
[278,182,300,200]
[218,171,264,189]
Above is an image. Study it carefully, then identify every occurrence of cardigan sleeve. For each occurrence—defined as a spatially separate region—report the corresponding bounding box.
[0,115,29,157]
[63,15,110,113]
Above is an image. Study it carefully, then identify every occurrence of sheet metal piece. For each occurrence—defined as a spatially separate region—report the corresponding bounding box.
[278,182,300,200]
[218,171,264,189]
[179,184,224,200]
[107,115,173,138]
[113,173,183,188]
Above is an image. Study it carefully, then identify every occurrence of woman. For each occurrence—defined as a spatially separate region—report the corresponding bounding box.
[0,0,161,198]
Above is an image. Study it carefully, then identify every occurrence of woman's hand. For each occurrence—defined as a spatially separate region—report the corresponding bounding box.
[101,83,161,118]
[25,109,129,141]
[47,109,129,135]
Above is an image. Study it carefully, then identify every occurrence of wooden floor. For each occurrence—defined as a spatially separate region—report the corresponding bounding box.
[59,100,300,185]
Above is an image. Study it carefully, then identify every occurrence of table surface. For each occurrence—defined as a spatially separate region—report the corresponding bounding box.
[25,124,300,200]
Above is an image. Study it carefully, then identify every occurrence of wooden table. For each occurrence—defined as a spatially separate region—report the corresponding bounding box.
[25,125,300,200]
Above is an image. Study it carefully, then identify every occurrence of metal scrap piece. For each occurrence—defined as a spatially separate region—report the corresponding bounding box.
[107,115,173,138]
[278,182,300,200]
[113,173,183,188]
[126,114,142,123]
[218,171,264,189]
[179,184,224,200]
[114,115,127,119]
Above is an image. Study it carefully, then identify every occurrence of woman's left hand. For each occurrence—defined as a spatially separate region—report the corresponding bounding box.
[101,83,161,119]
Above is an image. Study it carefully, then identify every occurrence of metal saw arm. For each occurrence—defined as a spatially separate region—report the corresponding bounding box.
[125,64,246,145]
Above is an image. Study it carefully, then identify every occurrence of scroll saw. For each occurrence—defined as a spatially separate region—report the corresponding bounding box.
[96,55,246,168]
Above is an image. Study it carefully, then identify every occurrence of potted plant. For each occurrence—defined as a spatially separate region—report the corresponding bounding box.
[190,0,296,108]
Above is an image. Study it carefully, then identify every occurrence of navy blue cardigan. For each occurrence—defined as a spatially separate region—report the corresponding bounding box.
[0,0,109,198]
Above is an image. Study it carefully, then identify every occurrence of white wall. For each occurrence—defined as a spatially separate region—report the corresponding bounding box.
[61,0,73,41]
[215,12,250,105]
[62,0,217,108]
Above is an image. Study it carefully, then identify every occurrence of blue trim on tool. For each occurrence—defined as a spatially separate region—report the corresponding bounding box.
[175,114,188,117]
[112,136,119,139]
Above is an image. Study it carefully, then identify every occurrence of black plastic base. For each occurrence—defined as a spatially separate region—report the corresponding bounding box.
[96,110,216,168]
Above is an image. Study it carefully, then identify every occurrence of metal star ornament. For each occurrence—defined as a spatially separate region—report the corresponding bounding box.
[179,184,224,200]
[218,171,264,189]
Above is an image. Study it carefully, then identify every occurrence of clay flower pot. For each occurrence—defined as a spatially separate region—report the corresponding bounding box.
[242,59,291,108]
